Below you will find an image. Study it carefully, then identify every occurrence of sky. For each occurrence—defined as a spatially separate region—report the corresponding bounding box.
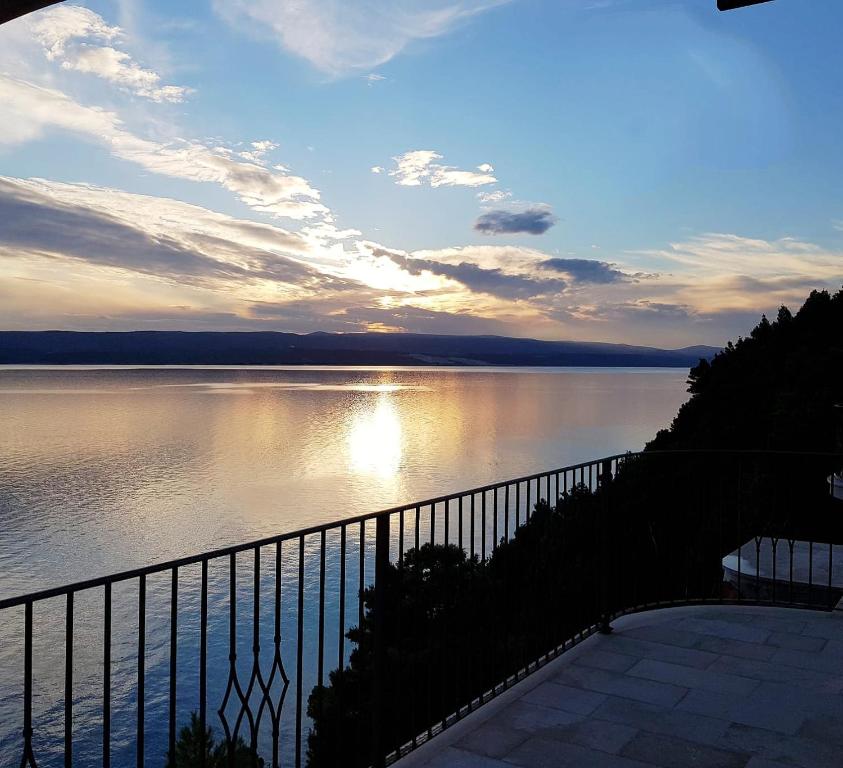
[0,0,841,347]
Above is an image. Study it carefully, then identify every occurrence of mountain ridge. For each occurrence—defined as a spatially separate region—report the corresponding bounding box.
[0,331,720,367]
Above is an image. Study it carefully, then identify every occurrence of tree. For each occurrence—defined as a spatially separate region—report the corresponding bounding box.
[165,713,264,768]
[649,288,843,452]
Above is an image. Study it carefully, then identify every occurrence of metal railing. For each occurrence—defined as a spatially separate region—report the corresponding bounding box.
[1,450,840,768]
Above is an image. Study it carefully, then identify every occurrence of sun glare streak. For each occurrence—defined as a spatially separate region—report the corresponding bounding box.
[347,395,403,478]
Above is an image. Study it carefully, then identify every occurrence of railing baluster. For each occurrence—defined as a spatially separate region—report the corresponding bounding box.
[22,601,34,768]
[458,496,463,551]
[66,592,74,767]
[356,522,366,763]
[104,583,112,768]
[481,490,487,561]
[169,568,178,766]
[337,525,347,764]
[736,462,743,601]
[372,514,389,768]
[318,531,326,692]
[399,508,405,566]
[526,477,531,520]
[470,493,475,559]
[251,547,261,760]
[493,486,498,550]
[359,522,366,632]
[200,559,208,768]
[357,521,366,760]
[295,535,305,768]
[504,484,510,543]
[411,509,420,748]
[338,527,346,673]
[137,578,145,768]
[808,540,814,590]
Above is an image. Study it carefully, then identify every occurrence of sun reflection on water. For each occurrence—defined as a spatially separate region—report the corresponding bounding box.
[347,395,403,478]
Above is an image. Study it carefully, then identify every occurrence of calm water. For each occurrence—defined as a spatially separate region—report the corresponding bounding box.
[0,366,688,767]
[0,366,688,595]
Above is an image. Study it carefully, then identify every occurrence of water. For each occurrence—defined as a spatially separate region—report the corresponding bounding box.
[0,366,688,766]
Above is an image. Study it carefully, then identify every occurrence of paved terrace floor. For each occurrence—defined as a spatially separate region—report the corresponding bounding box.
[398,605,843,768]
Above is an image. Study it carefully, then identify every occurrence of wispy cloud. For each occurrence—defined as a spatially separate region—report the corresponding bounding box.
[0,75,328,221]
[31,5,192,103]
[477,189,511,204]
[387,150,496,188]
[213,0,510,76]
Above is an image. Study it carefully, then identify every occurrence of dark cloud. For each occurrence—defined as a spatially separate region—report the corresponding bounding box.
[539,258,627,284]
[474,207,557,235]
[375,249,566,300]
[0,179,319,287]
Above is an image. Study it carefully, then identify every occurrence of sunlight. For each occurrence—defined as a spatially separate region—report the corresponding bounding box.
[347,395,403,478]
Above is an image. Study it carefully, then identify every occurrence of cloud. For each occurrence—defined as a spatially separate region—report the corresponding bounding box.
[364,73,386,85]
[475,206,557,235]
[539,258,627,284]
[0,76,327,221]
[634,232,843,312]
[30,5,192,103]
[388,150,497,188]
[3,177,841,346]
[0,176,324,289]
[214,0,510,76]
[238,140,279,162]
[371,166,384,174]
[374,248,567,300]
[477,189,511,204]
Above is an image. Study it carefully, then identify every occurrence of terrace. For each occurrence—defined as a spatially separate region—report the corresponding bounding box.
[397,604,843,768]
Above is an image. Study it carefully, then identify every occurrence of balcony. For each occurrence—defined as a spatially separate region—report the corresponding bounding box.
[1,450,841,767]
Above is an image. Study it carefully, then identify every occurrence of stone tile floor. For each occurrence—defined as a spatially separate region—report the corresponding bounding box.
[397,605,843,768]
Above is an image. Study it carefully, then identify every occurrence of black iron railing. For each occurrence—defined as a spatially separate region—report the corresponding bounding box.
[1,450,841,768]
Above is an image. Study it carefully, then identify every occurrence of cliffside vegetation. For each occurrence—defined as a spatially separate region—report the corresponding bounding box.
[649,288,843,452]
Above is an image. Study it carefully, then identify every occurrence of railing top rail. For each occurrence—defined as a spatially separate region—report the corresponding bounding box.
[1,448,839,610]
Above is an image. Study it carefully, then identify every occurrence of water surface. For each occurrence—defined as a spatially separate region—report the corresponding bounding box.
[0,366,688,596]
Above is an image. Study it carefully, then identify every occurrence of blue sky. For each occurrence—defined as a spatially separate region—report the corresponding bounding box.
[0,0,841,345]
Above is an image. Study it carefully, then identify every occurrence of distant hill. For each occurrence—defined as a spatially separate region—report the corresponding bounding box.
[0,331,719,367]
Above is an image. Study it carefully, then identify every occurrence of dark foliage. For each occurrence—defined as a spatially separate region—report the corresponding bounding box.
[648,288,843,452]
[306,484,603,768]
[165,712,264,768]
